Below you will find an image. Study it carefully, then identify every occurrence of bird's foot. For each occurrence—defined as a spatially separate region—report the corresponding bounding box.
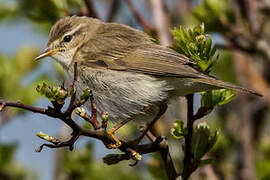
[105,128,122,149]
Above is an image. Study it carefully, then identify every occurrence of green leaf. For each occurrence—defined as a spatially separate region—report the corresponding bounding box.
[170,120,186,139]
[200,89,236,110]
[191,122,218,160]
[79,87,91,104]
[101,112,109,123]
[36,131,59,144]
[171,23,218,73]
[36,83,70,104]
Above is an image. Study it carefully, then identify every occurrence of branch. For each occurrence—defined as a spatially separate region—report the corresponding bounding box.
[182,94,197,180]
[36,133,80,152]
[65,62,78,114]
[0,62,178,180]
[0,101,47,115]
[107,0,120,22]
[237,0,260,35]
[144,130,178,179]
[150,0,172,46]
[124,0,155,34]
[158,137,178,179]
[83,0,99,18]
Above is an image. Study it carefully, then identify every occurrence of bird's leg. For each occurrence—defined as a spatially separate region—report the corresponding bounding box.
[128,103,167,147]
[106,128,123,149]
[105,104,153,149]
[105,117,135,149]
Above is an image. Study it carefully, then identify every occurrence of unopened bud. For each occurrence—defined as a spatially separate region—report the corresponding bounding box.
[36,131,59,144]
[131,151,142,161]
[75,107,87,117]
[195,34,206,42]
[102,112,109,122]
[0,104,5,112]
[80,88,91,104]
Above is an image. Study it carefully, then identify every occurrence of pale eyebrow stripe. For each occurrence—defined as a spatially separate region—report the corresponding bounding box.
[63,23,85,37]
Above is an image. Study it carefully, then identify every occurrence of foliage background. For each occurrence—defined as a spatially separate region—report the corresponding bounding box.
[0,0,269,180]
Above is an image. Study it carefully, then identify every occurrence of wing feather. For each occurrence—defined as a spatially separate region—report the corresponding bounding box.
[76,22,207,78]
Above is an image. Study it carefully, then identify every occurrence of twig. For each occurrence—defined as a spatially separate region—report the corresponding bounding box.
[150,0,172,46]
[124,0,155,34]
[194,107,209,120]
[83,0,99,18]
[146,130,156,142]
[36,133,80,152]
[65,62,78,114]
[144,130,178,179]
[182,94,196,180]
[0,101,47,115]
[89,91,99,129]
[158,137,178,180]
[107,0,120,22]
[242,0,260,35]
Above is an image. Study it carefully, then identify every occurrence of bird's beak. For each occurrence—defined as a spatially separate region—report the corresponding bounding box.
[35,48,60,61]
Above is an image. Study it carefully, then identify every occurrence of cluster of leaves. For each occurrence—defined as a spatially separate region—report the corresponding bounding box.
[36,82,91,106]
[36,83,69,104]
[191,123,218,163]
[171,120,186,139]
[171,23,217,73]
[171,121,218,166]
[200,89,236,110]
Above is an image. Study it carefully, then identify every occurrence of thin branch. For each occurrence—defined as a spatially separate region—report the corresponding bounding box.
[144,130,178,179]
[158,138,178,180]
[194,107,209,120]
[146,130,156,142]
[150,0,172,46]
[124,0,155,34]
[36,133,80,152]
[240,0,260,35]
[107,0,120,22]
[0,101,47,115]
[65,62,78,114]
[83,0,99,18]
[182,94,196,180]
[89,91,99,129]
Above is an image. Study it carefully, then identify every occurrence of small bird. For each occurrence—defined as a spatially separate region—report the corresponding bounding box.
[35,16,259,146]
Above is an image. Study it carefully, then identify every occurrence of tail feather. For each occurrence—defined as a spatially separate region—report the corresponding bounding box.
[195,78,262,97]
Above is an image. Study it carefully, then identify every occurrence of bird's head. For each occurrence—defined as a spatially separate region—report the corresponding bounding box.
[35,16,100,69]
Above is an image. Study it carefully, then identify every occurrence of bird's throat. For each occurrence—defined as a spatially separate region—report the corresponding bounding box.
[51,48,77,70]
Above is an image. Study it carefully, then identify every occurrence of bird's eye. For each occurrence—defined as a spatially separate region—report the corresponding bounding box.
[63,35,72,42]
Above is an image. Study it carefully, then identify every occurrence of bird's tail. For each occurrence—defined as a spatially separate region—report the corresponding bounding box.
[194,78,262,97]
